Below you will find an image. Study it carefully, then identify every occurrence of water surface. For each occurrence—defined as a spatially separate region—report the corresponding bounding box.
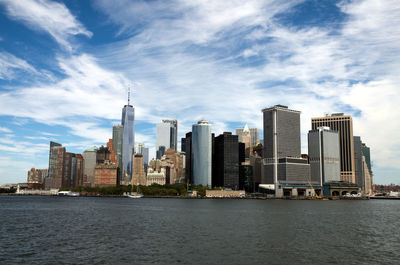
[1,196,399,264]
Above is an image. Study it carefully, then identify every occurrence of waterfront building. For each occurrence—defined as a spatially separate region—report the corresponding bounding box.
[181,132,193,184]
[131,154,146,186]
[75,154,84,186]
[146,168,166,186]
[192,120,212,187]
[212,132,239,189]
[94,162,118,187]
[45,141,65,189]
[236,124,259,147]
[27,168,47,189]
[311,113,355,183]
[160,148,186,184]
[308,127,341,185]
[94,143,118,187]
[62,152,84,188]
[354,137,373,195]
[112,125,123,181]
[121,96,135,184]
[261,105,311,197]
[249,155,262,192]
[82,146,98,187]
[156,119,178,159]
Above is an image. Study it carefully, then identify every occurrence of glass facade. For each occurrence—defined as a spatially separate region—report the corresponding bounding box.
[156,120,177,159]
[122,105,135,182]
[192,120,212,187]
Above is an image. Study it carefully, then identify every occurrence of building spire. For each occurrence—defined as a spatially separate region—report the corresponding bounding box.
[128,84,131,105]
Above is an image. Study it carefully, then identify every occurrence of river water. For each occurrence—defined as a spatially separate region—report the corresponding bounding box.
[0,196,399,264]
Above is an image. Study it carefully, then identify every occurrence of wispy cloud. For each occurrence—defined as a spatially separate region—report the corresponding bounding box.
[0,0,92,51]
[1,0,400,184]
[0,126,12,133]
[0,52,38,80]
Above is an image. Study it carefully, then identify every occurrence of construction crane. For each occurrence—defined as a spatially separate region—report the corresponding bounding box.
[305,176,323,199]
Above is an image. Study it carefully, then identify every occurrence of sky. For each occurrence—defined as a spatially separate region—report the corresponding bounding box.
[0,0,399,185]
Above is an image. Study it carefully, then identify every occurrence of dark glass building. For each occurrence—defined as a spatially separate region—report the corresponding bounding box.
[212,132,239,189]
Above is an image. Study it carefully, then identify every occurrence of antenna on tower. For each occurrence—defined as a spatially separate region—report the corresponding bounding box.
[128,84,131,105]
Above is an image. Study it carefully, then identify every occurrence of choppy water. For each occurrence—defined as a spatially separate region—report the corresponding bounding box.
[0,196,399,264]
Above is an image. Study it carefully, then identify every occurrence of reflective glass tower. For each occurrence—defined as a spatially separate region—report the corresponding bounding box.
[192,120,212,187]
[121,92,135,183]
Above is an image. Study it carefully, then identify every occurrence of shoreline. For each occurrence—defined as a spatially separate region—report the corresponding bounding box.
[0,193,375,200]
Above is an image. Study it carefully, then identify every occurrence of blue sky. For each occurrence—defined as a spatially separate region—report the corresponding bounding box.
[0,0,399,185]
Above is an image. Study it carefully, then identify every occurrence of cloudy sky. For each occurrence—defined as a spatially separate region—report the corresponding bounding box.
[0,0,399,185]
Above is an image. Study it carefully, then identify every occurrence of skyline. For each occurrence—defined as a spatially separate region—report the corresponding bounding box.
[0,0,399,185]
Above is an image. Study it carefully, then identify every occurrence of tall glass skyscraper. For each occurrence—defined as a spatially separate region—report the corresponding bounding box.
[122,104,135,183]
[192,120,212,187]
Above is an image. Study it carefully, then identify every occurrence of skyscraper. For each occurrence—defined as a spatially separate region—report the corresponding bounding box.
[181,132,193,184]
[82,146,98,187]
[156,119,178,159]
[262,105,311,196]
[192,120,212,187]
[212,132,239,189]
[311,114,355,183]
[121,97,135,184]
[135,142,145,155]
[354,137,373,194]
[45,141,65,189]
[308,127,341,185]
[236,124,259,147]
[112,125,123,182]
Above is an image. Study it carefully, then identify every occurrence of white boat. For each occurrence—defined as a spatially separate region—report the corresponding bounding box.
[127,193,144,199]
[58,191,79,196]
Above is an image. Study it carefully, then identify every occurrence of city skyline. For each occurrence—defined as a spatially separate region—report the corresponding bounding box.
[0,0,399,185]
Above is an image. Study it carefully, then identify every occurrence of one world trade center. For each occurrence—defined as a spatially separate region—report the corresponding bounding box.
[121,90,135,184]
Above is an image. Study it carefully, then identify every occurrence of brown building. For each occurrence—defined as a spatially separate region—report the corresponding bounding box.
[160,149,186,184]
[93,140,119,187]
[45,142,65,189]
[75,154,84,186]
[94,162,118,187]
[311,114,356,183]
[131,154,146,186]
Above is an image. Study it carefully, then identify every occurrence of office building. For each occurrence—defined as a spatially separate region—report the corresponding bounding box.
[308,127,341,185]
[354,137,373,195]
[112,125,123,181]
[261,105,312,196]
[135,142,145,155]
[160,149,186,184]
[82,146,98,187]
[131,154,146,186]
[181,132,193,184]
[156,119,178,159]
[312,113,355,183]
[212,132,239,189]
[45,141,65,189]
[27,168,47,189]
[143,147,149,166]
[121,97,135,184]
[236,124,259,147]
[146,168,166,186]
[94,142,118,187]
[192,120,212,187]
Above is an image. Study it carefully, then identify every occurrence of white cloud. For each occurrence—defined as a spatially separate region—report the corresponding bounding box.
[0,126,12,133]
[0,52,38,80]
[1,0,400,184]
[0,0,92,50]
